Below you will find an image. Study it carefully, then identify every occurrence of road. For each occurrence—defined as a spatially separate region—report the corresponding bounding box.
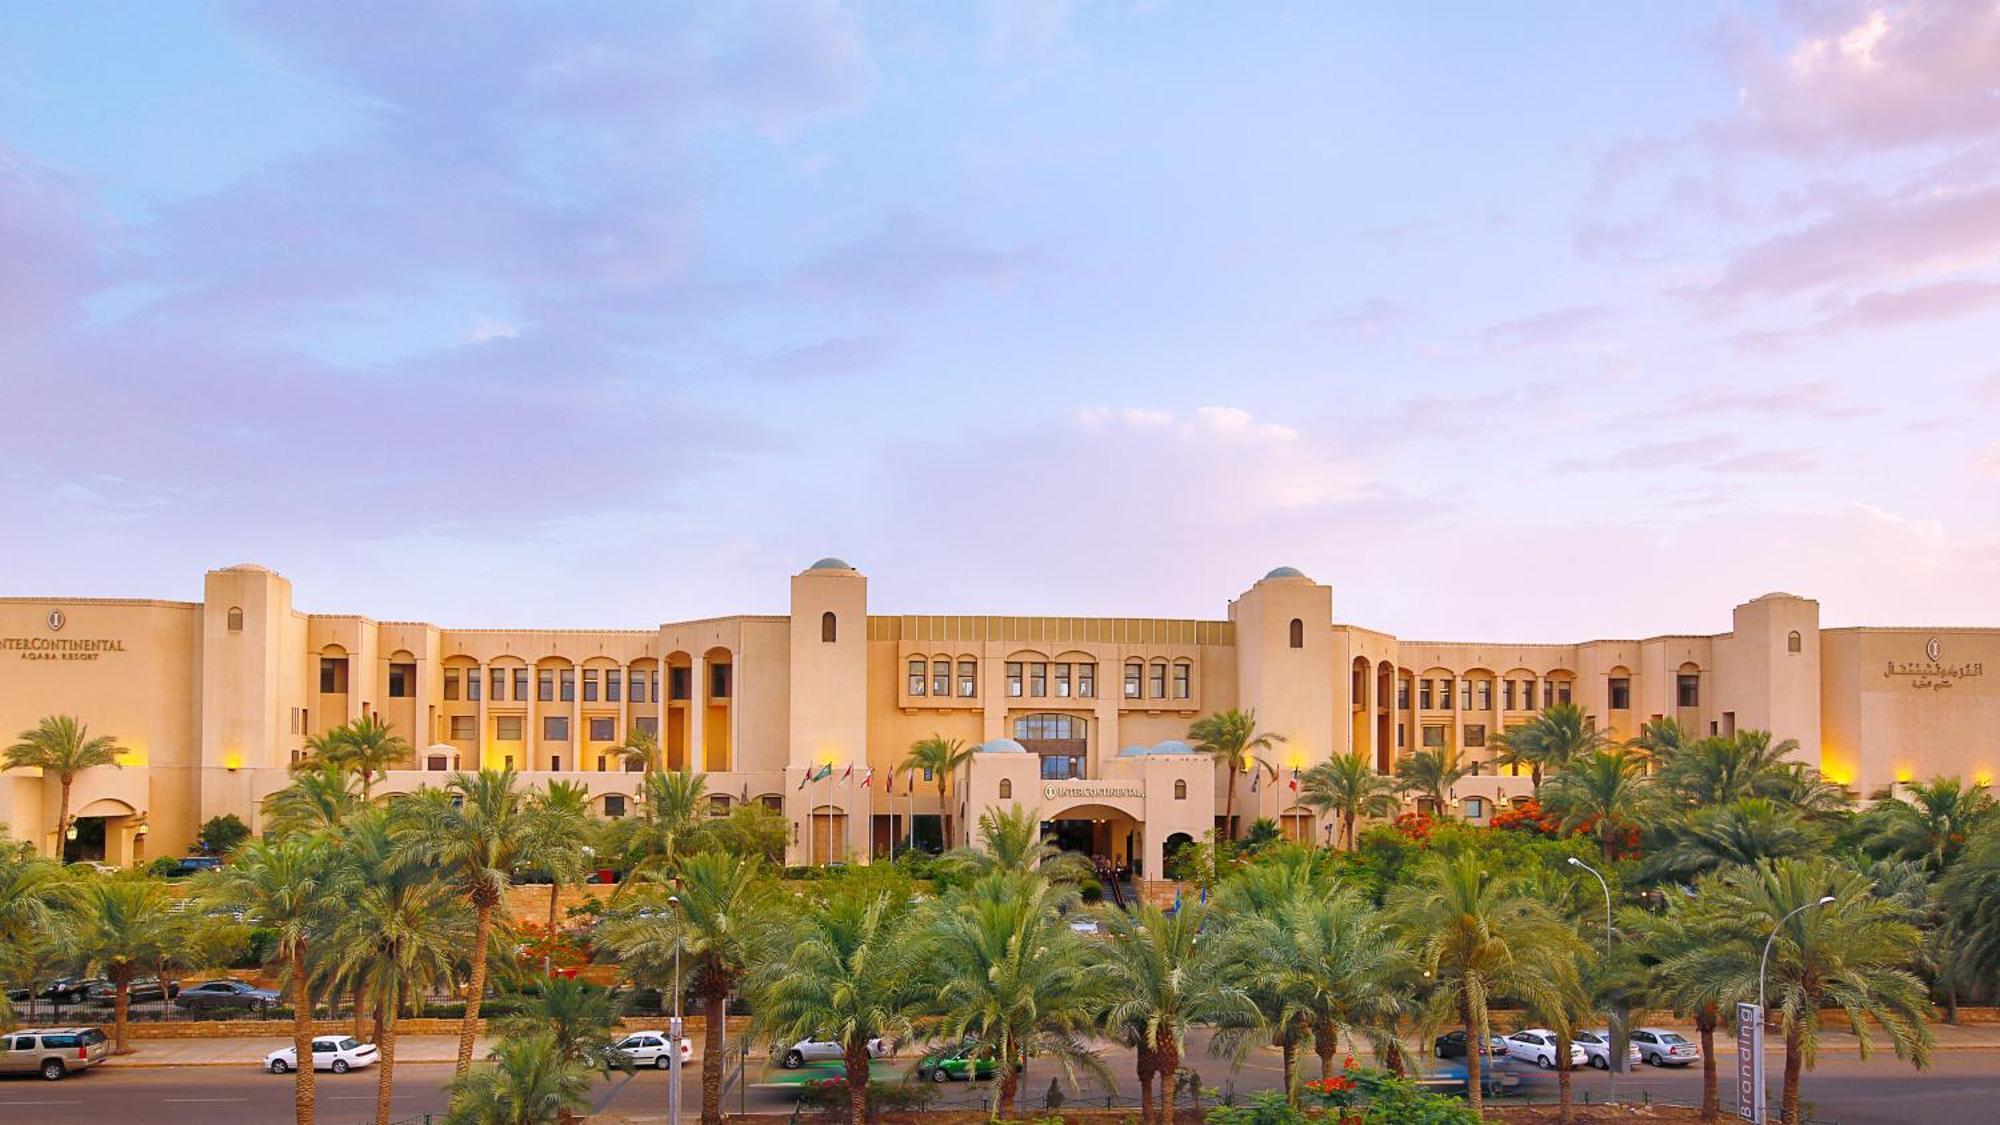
[2,1045,1991,1123]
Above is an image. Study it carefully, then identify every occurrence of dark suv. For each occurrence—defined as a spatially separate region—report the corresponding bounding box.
[86,977,180,1004]
[175,979,280,1012]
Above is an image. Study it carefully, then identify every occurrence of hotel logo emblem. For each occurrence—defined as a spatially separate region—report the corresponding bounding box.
[46,609,65,632]
[1927,637,1942,662]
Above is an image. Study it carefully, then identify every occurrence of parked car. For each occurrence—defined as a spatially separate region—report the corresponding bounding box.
[778,1035,891,1069]
[1505,1029,1589,1070]
[265,1036,378,1074]
[0,1028,111,1080]
[1432,1029,1509,1060]
[1575,1029,1643,1070]
[85,977,180,1004]
[915,1041,1022,1083]
[614,1031,692,1070]
[39,979,106,1005]
[176,979,281,1012]
[172,856,223,877]
[1630,1027,1700,1067]
[1412,1059,1520,1097]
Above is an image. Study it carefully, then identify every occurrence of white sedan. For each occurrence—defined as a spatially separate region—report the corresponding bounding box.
[1504,1029,1588,1070]
[778,1036,892,1069]
[1576,1029,1643,1070]
[266,1036,379,1074]
[616,1030,693,1069]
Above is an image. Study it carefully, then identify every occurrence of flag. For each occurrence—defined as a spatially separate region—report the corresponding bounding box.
[1288,767,1299,792]
[812,763,834,783]
[907,770,916,794]
[797,770,810,790]
[841,762,854,783]
[1250,768,1260,793]
[861,768,875,789]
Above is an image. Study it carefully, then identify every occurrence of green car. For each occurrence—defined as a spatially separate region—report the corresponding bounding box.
[915,1042,1021,1083]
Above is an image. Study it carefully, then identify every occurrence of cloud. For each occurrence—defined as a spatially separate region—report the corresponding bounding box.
[1656,380,1874,420]
[1318,297,1411,341]
[0,146,105,338]
[1700,183,2000,304]
[753,334,898,380]
[797,212,1023,298]
[1976,442,2000,478]
[1706,449,1820,475]
[1478,305,1612,351]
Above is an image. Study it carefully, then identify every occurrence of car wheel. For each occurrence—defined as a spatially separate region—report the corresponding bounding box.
[783,1049,804,1069]
[331,1059,349,1074]
[270,1059,290,1074]
[1590,1056,1607,1070]
[931,1068,951,1083]
[41,1060,67,1081]
[655,1055,671,1070]
[1645,1052,1660,1067]
[1536,1055,1553,1070]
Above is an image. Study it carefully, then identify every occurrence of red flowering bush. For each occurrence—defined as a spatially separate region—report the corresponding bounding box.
[1489,798,1562,837]
[1392,812,1435,841]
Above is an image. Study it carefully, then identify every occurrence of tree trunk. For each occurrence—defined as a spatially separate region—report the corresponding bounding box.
[997,1046,1020,1117]
[350,980,366,1039]
[373,1003,397,1125]
[1382,1037,1407,1077]
[1343,811,1356,851]
[1136,1043,1157,1125]
[548,878,563,949]
[1463,1005,1484,1117]
[1698,1008,1719,1121]
[938,782,951,850]
[1556,1027,1574,1124]
[1157,1034,1182,1125]
[457,898,493,1078]
[1223,764,1240,841]
[1315,1020,1337,1079]
[1781,1016,1803,1125]
[1280,1026,1298,1105]
[56,776,73,862]
[1944,987,1959,1025]
[845,1040,870,1124]
[702,993,726,1123]
[112,978,131,1055]
[293,947,318,1125]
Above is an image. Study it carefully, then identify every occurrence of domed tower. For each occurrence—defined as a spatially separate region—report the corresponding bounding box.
[1227,567,1335,824]
[787,559,869,861]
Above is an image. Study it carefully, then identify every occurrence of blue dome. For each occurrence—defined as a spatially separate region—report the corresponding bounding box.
[1150,739,1198,756]
[975,738,1027,754]
[1116,744,1150,758]
[1263,566,1308,580]
[809,557,855,571]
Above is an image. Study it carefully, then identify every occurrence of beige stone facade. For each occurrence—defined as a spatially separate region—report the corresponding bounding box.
[1,561,1992,871]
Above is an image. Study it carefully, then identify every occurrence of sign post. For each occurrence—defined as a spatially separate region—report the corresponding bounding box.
[1736,1002,1764,1123]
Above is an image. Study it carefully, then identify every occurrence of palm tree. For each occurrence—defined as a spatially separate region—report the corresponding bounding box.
[1394,746,1470,814]
[262,765,363,836]
[599,852,777,1123]
[1540,748,1655,862]
[1488,703,1608,793]
[1628,715,1692,759]
[495,976,633,1079]
[1755,762,1853,818]
[1229,887,1407,1087]
[947,804,1094,884]
[1855,777,1997,872]
[1939,826,2000,1003]
[900,736,973,850]
[527,780,594,944]
[66,878,176,1055]
[1687,858,1934,1124]
[1297,751,1397,851]
[1653,731,1797,809]
[749,883,928,1124]
[301,715,411,803]
[392,770,536,1077]
[445,1030,595,1125]
[1387,852,1572,1116]
[1641,798,1818,885]
[330,812,469,1125]
[201,835,340,1124]
[1624,892,1748,1120]
[1093,901,1255,1124]
[0,834,68,993]
[929,872,1110,1115]
[617,725,663,776]
[1187,709,1283,842]
[4,715,123,860]
[603,769,707,883]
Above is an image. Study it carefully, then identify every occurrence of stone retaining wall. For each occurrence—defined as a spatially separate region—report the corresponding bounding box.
[100,1015,750,1040]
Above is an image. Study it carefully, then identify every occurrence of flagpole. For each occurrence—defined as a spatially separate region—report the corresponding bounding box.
[804,767,812,869]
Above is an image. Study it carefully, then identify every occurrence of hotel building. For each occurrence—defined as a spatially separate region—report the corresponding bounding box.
[0,560,1992,874]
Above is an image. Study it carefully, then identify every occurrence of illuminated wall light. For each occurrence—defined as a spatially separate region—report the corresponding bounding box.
[223,753,243,772]
[1976,770,1993,787]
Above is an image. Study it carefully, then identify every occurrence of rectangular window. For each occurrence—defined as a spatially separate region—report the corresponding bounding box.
[932,661,950,697]
[633,716,658,737]
[668,668,689,702]
[388,662,414,698]
[589,717,615,742]
[1503,680,1517,710]
[513,668,528,701]
[709,663,731,699]
[319,657,348,693]
[1419,679,1433,710]
[538,669,555,703]
[1465,723,1487,747]
[444,670,460,701]
[543,716,569,742]
[1475,680,1491,711]
[1077,663,1095,698]
[1555,680,1572,706]
[1422,724,1446,749]
[1461,680,1473,710]
[604,794,626,819]
[1677,674,1700,708]
[1029,662,1047,697]
[1396,722,1405,748]
[583,670,599,702]
[1396,679,1409,709]
[449,715,476,740]
[1464,796,1485,819]
[1172,663,1190,699]
[1609,677,1631,710]
[605,671,621,703]
[491,668,506,700]
[648,671,659,703]
[1007,662,1024,697]
[496,716,524,742]
[1440,678,1454,708]
[1149,663,1166,698]
[1124,664,1142,699]
[909,659,928,696]
[1054,663,1072,697]
[466,672,480,702]
[640,670,657,704]
[958,660,977,697]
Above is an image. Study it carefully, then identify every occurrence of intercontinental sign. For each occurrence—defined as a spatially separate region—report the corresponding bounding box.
[1043,781,1145,801]
[1883,638,1984,693]
[5,607,127,662]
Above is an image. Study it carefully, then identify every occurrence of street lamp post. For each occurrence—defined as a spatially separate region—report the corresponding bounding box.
[1751,895,1835,1124]
[1567,857,1619,1099]
[669,893,684,1125]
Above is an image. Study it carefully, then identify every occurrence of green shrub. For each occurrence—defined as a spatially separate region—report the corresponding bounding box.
[794,1076,939,1114]
[197,814,251,857]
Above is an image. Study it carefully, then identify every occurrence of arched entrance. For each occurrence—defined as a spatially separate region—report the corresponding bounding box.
[1038,801,1141,877]
[809,804,850,865]
[68,797,140,865]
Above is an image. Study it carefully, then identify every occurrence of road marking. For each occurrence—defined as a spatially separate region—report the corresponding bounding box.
[162,1097,250,1102]
[0,1100,85,1106]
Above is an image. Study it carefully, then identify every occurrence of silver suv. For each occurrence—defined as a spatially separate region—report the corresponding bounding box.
[1,1028,111,1080]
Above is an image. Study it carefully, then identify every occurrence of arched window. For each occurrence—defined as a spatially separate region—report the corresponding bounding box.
[1787,630,1802,654]
[1173,779,1187,800]
[226,607,244,632]
[821,611,837,643]
[1124,661,1143,699]
[932,659,951,697]
[998,779,1013,800]
[1289,618,1304,648]
[908,658,927,695]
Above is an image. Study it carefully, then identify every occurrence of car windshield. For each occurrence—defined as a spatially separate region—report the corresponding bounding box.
[1659,1033,1689,1045]
[338,1038,360,1051]
[79,1029,106,1045]
[1575,1032,1603,1044]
